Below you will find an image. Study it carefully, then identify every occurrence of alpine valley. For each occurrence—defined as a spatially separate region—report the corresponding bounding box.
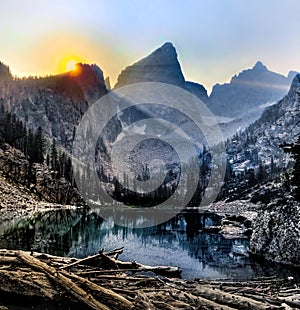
[0,42,299,309]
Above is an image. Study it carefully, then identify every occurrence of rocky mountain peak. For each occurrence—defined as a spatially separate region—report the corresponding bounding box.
[160,42,175,49]
[252,61,268,72]
[209,61,296,120]
[0,61,108,150]
[66,63,107,103]
[142,42,178,65]
[231,61,272,83]
[113,42,208,101]
[114,42,185,88]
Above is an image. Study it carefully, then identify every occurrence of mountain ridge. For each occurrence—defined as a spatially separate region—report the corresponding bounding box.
[0,42,298,148]
[0,63,108,150]
[113,42,209,102]
[209,60,297,118]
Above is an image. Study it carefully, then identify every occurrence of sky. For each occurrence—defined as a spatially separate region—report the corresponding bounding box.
[1,0,300,92]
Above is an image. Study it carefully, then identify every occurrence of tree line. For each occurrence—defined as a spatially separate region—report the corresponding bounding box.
[0,105,73,184]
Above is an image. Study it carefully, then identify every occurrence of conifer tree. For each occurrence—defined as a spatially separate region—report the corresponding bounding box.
[50,139,58,172]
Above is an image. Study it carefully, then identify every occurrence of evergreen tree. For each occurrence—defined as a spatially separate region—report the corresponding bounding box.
[27,129,34,163]
[50,139,58,172]
[257,161,266,182]
[64,157,73,183]
[33,126,45,163]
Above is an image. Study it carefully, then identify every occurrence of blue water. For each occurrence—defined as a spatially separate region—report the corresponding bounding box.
[0,208,296,280]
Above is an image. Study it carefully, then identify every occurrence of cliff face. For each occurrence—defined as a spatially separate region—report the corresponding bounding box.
[114,42,186,89]
[0,64,107,150]
[250,200,300,266]
[114,42,208,101]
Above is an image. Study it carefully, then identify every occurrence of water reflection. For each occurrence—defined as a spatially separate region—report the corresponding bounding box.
[0,208,297,280]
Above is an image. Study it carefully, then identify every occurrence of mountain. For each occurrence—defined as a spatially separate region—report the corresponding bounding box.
[1,44,297,154]
[207,74,300,267]
[223,73,300,200]
[114,42,208,101]
[113,44,298,139]
[114,42,185,88]
[65,63,107,103]
[209,61,297,119]
[0,63,107,150]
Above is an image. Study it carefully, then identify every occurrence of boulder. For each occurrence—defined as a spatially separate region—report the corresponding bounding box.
[249,200,300,266]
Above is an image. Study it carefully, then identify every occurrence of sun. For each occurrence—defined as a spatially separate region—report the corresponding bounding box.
[66,59,77,71]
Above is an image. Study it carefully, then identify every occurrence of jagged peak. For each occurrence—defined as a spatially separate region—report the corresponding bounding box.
[114,42,184,89]
[230,61,279,84]
[136,42,178,66]
[71,63,103,77]
[161,42,174,48]
[158,42,176,53]
[253,61,268,71]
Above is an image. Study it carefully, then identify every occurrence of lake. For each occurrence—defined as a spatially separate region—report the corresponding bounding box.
[0,207,296,280]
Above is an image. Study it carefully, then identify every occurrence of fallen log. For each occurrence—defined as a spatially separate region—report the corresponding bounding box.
[0,248,299,310]
[104,247,124,259]
[59,252,104,270]
[191,286,282,310]
[0,269,57,300]
[277,296,300,308]
[60,270,133,309]
[60,250,181,278]
[97,252,182,278]
[16,251,110,310]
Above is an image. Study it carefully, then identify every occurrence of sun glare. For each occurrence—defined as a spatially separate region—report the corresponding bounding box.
[66,60,77,71]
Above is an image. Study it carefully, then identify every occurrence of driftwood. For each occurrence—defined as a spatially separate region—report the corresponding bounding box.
[0,248,299,309]
[60,248,181,278]
[17,251,111,310]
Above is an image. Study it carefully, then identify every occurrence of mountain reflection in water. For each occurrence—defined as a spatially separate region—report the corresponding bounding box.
[0,208,295,280]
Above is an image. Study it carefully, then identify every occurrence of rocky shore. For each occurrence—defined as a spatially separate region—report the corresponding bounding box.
[250,198,300,266]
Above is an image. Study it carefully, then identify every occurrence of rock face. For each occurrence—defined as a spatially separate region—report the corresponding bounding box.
[114,42,185,88]
[184,81,208,103]
[209,61,296,119]
[222,73,300,200]
[249,200,300,266]
[67,63,107,103]
[114,42,208,101]
[0,64,107,150]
